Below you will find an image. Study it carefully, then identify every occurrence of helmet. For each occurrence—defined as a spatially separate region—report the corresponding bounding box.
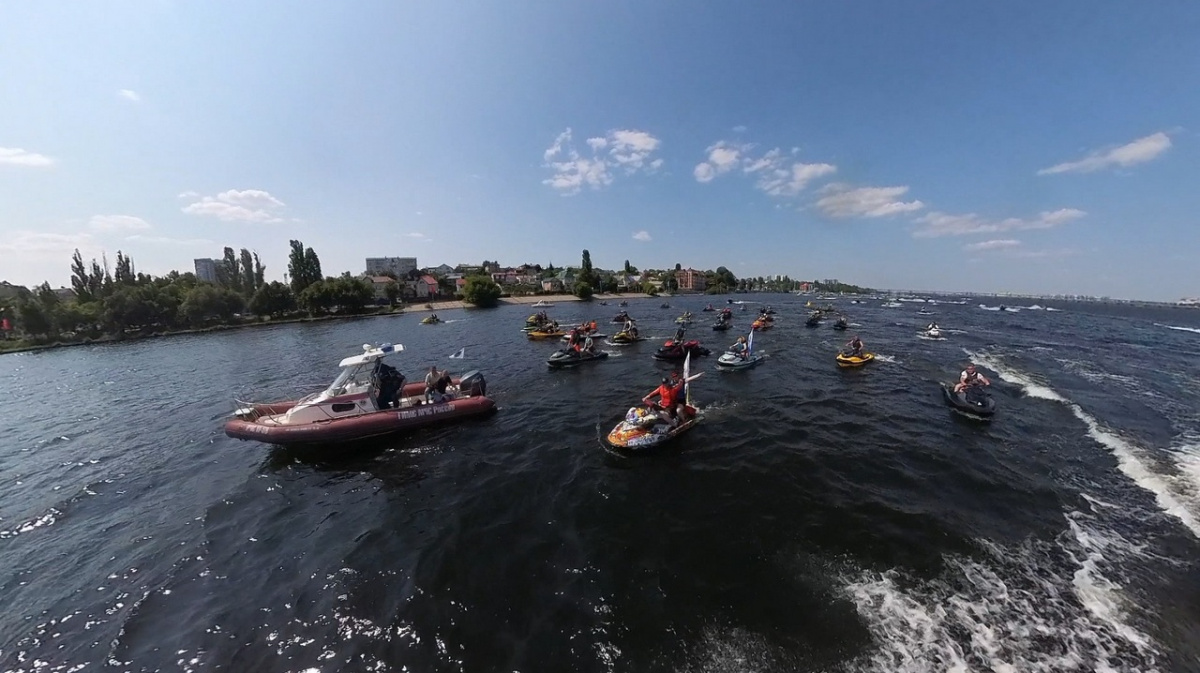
[661,377,670,384]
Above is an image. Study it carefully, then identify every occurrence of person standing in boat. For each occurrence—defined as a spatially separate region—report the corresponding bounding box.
[424,365,440,402]
[374,361,405,409]
[431,370,455,403]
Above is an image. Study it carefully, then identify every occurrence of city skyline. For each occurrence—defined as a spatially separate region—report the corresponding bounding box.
[2,2,1197,301]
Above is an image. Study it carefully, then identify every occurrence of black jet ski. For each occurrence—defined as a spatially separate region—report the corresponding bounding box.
[611,312,630,323]
[832,317,849,330]
[805,312,821,327]
[712,319,731,331]
[941,383,996,420]
[547,348,609,368]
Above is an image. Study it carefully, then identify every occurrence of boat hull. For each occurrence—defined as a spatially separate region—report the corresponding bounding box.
[606,407,699,449]
[716,353,763,369]
[836,352,875,368]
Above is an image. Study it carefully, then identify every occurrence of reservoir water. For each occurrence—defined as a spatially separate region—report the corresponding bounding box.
[3,296,1200,672]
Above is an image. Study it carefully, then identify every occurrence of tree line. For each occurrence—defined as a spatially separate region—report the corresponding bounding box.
[3,240,387,344]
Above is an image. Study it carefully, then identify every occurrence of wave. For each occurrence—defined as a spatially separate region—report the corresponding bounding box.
[966,349,1200,538]
[978,304,1022,312]
[842,525,1159,673]
[1156,324,1200,335]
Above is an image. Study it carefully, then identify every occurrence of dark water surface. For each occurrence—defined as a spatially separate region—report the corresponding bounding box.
[3,296,1200,672]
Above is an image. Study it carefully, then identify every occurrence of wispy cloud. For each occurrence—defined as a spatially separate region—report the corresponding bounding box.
[694,142,836,197]
[543,128,663,195]
[632,230,652,242]
[732,125,747,133]
[1037,132,1171,175]
[0,231,93,255]
[118,89,141,103]
[963,239,1021,252]
[89,215,151,231]
[124,234,213,246]
[0,147,55,167]
[182,189,286,222]
[913,208,1084,238]
[816,184,924,218]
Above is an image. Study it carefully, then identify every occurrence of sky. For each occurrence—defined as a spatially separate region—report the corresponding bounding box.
[1,1,1198,301]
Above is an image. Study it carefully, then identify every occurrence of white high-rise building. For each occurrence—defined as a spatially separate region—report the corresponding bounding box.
[194,258,220,283]
[365,257,418,277]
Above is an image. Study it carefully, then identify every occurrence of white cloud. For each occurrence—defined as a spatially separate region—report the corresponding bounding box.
[694,141,836,196]
[632,230,652,242]
[1037,132,1171,175]
[0,147,55,167]
[181,189,286,222]
[542,128,663,195]
[124,234,213,246]
[732,125,747,133]
[816,184,924,218]
[118,89,141,103]
[913,208,1084,238]
[177,190,199,199]
[89,215,151,231]
[0,231,93,255]
[963,239,1021,252]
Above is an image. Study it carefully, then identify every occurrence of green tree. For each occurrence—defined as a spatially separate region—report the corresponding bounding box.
[249,281,297,317]
[640,280,659,297]
[179,285,244,326]
[71,249,93,303]
[384,280,402,306]
[460,275,502,308]
[574,281,594,301]
[114,251,135,286]
[579,249,595,288]
[16,297,53,337]
[253,252,266,290]
[240,248,256,293]
[288,240,322,295]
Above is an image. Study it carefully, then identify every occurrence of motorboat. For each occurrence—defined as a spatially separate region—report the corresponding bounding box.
[224,343,494,446]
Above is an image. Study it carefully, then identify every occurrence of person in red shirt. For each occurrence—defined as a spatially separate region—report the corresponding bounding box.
[643,372,688,426]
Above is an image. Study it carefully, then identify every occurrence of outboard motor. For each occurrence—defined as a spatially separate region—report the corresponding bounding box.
[458,370,487,397]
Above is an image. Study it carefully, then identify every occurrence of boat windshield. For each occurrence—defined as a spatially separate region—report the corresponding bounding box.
[325,363,375,397]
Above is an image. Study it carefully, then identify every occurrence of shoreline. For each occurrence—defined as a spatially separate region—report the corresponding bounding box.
[0,293,662,356]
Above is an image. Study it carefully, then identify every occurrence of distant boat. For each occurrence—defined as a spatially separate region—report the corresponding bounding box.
[532,300,554,308]
[449,348,466,359]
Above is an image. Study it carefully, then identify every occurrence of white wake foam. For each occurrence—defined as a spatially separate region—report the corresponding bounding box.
[1155,323,1200,335]
[843,525,1159,673]
[965,349,1200,539]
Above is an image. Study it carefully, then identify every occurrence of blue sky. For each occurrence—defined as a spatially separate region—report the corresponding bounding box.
[2,1,1197,300]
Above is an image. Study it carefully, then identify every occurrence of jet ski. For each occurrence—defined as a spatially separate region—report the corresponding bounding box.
[561,331,607,343]
[606,330,645,346]
[712,319,732,331]
[547,348,609,368]
[611,311,630,323]
[606,353,701,450]
[526,328,567,340]
[836,351,875,368]
[653,338,711,361]
[751,318,772,331]
[660,303,671,309]
[941,383,996,420]
[675,312,694,325]
[421,315,442,325]
[832,317,849,330]
[716,331,763,370]
[921,328,944,340]
[619,301,628,307]
[805,312,821,327]
[702,305,716,312]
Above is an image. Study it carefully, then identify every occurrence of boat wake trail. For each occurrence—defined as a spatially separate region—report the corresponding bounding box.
[966,349,1200,539]
[843,513,1160,673]
[1156,323,1200,335]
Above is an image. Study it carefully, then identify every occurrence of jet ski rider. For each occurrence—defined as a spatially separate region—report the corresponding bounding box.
[623,317,638,338]
[643,372,689,427]
[729,336,748,359]
[954,364,991,394]
[845,335,865,358]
